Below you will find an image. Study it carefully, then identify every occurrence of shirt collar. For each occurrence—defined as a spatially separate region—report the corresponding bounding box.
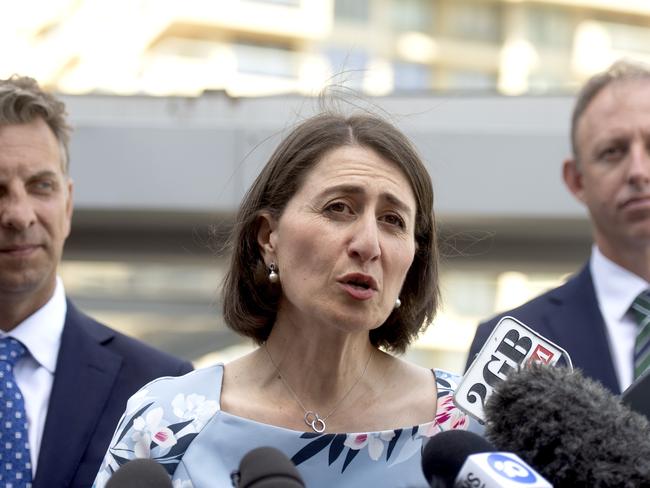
[590,245,649,322]
[1,277,67,374]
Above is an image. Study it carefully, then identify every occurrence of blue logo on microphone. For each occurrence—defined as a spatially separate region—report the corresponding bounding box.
[487,454,536,483]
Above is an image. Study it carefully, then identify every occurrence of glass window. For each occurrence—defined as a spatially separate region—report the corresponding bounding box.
[604,21,650,54]
[151,37,219,59]
[393,61,432,91]
[334,0,369,22]
[233,41,298,78]
[59,259,237,364]
[326,47,369,88]
[443,269,497,317]
[391,0,436,33]
[444,1,502,43]
[446,69,496,91]
[525,5,573,51]
[245,0,301,6]
[528,69,570,93]
[412,265,574,372]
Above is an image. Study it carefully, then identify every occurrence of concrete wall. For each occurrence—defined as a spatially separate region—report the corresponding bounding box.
[64,92,582,218]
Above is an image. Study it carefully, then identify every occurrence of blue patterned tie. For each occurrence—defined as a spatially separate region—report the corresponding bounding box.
[0,338,32,487]
[631,291,650,380]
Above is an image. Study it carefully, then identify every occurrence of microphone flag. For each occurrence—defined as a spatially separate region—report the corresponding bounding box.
[454,316,572,423]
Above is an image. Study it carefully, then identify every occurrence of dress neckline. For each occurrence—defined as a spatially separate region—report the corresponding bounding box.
[214,363,443,436]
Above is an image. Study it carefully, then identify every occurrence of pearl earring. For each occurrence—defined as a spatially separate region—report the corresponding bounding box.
[395,298,401,309]
[268,263,279,283]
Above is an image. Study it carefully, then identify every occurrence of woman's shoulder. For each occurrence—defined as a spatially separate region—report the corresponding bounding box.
[140,363,223,395]
[123,363,224,412]
[120,362,225,438]
[384,358,462,401]
[93,364,225,486]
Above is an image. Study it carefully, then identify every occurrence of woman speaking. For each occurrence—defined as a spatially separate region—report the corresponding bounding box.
[93,111,481,487]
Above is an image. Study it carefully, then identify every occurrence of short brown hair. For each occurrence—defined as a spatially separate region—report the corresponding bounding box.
[222,112,438,353]
[0,75,71,173]
[571,59,650,162]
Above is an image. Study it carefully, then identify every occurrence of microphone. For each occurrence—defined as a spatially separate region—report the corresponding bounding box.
[105,458,172,488]
[233,446,305,488]
[422,430,551,487]
[455,316,572,423]
[422,430,495,487]
[484,364,650,487]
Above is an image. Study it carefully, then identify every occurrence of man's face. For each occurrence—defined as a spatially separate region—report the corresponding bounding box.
[564,79,650,259]
[0,118,72,309]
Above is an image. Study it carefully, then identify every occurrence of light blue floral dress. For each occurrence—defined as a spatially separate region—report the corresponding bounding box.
[93,364,482,488]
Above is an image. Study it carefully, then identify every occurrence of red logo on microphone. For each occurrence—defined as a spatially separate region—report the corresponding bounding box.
[527,344,555,365]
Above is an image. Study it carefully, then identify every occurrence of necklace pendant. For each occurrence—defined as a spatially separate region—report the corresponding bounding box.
[311,416,326,433]
[264,344,373,437]
[304,411,326,433]
[304,411,318,426]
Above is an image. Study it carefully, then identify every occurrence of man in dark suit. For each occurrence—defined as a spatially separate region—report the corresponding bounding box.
[466,60,650,395]
[0,75,193,487]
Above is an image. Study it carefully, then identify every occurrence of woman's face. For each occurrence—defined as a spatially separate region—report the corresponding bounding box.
[261,145,417,334]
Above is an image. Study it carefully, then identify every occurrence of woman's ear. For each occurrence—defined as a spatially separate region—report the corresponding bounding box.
[256,212,278,265]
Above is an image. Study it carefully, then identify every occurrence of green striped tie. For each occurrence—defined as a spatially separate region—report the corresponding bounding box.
[631,291,650,379]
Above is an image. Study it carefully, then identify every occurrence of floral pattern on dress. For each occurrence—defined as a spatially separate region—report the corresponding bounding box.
[93,366,477,488]
[96,388,218,486]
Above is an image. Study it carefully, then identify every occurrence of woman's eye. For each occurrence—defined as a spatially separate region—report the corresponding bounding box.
[382,214,405,228]
[325,202,349,213]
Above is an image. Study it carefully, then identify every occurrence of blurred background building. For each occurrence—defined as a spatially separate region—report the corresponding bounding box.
[4,0,650,371]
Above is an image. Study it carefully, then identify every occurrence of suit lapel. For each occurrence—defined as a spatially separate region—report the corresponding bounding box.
[543,265,620,394]
[34,302,122,488]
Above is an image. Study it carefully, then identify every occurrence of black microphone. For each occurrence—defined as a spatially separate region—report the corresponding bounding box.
[422,430,496,487]
[484,364,650,487]
[234,446,305,488]
[105,458,172,488]
[422,430,550,488]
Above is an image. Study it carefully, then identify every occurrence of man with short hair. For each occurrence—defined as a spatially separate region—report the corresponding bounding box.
[466,60,650,395]
[0,75,193,487]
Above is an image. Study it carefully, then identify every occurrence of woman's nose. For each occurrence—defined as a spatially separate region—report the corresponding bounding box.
[347,214,381,262]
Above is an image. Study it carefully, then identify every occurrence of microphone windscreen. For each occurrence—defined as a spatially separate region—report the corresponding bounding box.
[421,429,495,487]
[238,446,305,488]
[105,458,172,488]
[485,364,650,487]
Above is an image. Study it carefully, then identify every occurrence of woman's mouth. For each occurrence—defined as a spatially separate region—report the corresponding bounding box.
[338,273,378,300]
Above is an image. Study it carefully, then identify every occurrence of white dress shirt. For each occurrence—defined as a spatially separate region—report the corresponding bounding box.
[0,277,66,475]
[590,246,649,391]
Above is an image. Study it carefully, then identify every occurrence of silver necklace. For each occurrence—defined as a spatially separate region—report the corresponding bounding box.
[263,343,373,434]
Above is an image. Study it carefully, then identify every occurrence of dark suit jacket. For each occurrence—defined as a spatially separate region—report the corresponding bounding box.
[32,299,194,488]
[465,264,620,395]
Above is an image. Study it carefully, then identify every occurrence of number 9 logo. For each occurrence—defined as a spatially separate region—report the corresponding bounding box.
[487,454,536,483]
